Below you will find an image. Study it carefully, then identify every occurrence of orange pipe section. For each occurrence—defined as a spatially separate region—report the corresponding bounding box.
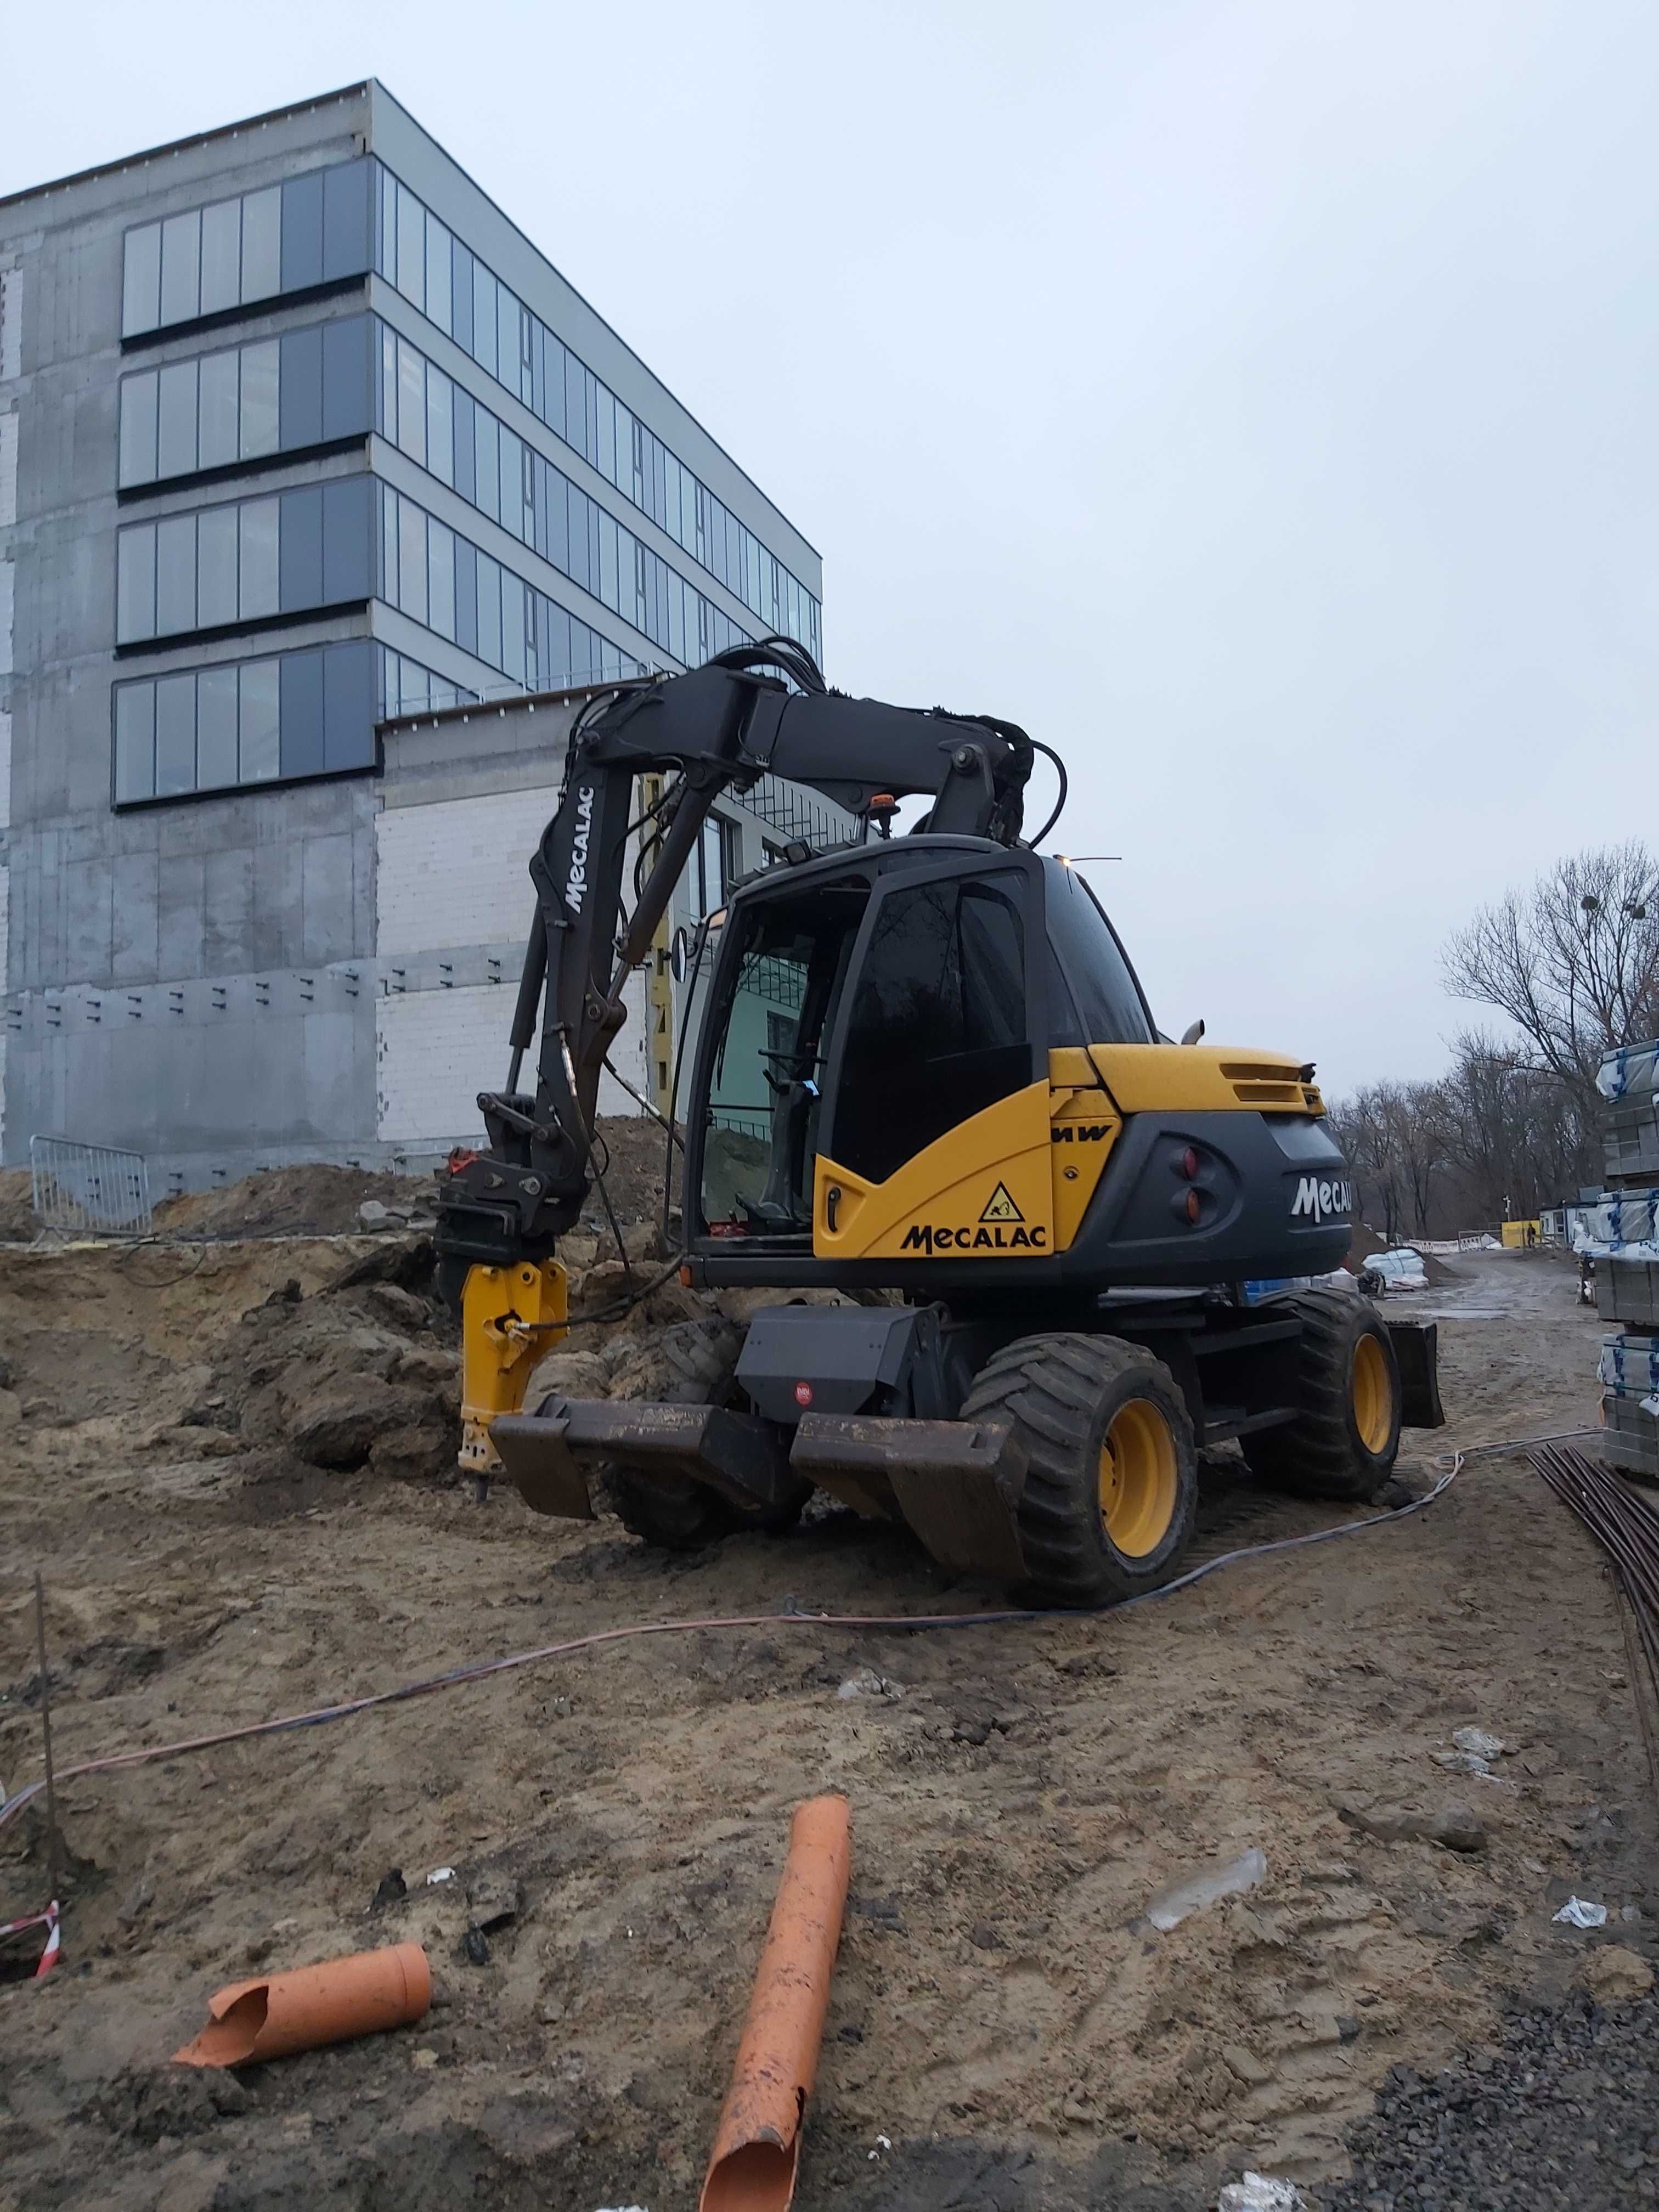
[172,1941,430,2067]
[700,1794,851,2212]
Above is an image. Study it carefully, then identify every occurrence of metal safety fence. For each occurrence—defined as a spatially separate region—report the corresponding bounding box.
[28,1136,153,1238]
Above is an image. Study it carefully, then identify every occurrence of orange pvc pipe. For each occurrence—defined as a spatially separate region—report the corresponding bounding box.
[172,1941,430,2067]
[700,1794,851,2212]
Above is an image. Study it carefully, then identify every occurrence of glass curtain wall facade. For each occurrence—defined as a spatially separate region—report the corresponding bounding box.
[372,164,821,663]
[109,129,821,809]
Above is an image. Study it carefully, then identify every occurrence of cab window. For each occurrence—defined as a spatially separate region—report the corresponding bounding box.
[832,872,1029,1183]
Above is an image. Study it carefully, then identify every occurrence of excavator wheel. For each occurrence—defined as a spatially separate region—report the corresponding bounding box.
[601,1317,810,1551]
[960,1333,1198,1607]
[1244,1286,1402,1502]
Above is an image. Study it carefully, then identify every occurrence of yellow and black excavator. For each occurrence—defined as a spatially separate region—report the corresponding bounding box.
[435,640,1442,1607]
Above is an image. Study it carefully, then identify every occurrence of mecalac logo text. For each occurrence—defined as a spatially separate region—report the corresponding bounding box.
[1290,1176,1352,1223]
[565,787,596,915]
[899,1222,1048,1253]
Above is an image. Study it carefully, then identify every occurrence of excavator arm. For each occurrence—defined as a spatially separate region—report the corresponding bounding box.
[433,641,1035,1291]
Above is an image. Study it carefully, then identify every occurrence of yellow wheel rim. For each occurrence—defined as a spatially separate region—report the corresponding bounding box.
[1098,1398,1178,1558]
[1351,1334,1392,1454]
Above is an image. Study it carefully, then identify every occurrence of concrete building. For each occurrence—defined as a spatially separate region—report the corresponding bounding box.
[0,81,828,1190]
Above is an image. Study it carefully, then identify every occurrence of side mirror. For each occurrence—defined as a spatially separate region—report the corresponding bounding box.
[1180,1018,1206,1046]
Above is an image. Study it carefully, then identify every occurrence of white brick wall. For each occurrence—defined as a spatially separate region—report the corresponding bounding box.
[376,786,560,956]
[376,969,651,1145]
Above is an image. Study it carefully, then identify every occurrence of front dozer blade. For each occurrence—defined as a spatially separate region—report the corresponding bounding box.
[492,1395,797,1519]
[790,1412,1031,1583]
[1384,1319,1446,1430]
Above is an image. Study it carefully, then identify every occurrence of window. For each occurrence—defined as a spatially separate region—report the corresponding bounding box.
[240,187,282,302]
[240,340,280,458]
[364,162,822,651]
[117,374,157,488]
[696,816,736,915]
[159,212,200,326]
[239,498,279,618]
[199,198,241,317]
[699,882,869,1232]
[157,360,198,478]
[115,478,371,644]
[196,506,238,629]
[120,162,369,339]
[198,349,239,470]
[1042,861,1155,1044]
[117,319,370,489]
[111,637,402,804]
[239,659,280,781]
[833,873,1030,1183]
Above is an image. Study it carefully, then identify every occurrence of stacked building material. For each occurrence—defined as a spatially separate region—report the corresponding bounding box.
[1593,1037,1659,1479]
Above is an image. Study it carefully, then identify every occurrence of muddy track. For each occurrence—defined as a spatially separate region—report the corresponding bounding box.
[1,1240,1654,2210]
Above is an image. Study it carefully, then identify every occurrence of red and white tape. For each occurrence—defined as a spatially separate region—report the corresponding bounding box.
[0,1899,60,1977]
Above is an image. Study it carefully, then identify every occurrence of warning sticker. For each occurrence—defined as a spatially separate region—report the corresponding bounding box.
[979,1182,1024,1224]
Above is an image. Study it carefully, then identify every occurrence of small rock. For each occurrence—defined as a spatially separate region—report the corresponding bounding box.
[1429,1807,1487,1852]
[369,1869,407,1914]
[467,1873,521,1931]
[462,1927,490,1966]
[1223,2043,1274,2087]
[1579,1945,1654,2004]
[358,1200,392,1227]
[968,1922,1001,1951]
[1451,1726,1506,1760]
[411,2047,439,2070]
[1338,2015,1361,2043]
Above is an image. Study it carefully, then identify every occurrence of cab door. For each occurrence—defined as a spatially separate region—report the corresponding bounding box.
[811,853,1054,1263]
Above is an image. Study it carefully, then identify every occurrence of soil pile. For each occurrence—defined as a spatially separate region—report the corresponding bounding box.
[0,1166,37,1243]
[154,1165,426,1240]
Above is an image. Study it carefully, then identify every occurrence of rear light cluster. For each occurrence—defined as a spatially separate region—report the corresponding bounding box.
[1172,1142,1207,1227]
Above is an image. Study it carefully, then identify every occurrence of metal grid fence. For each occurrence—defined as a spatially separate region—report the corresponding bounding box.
[29,1136,153,1238]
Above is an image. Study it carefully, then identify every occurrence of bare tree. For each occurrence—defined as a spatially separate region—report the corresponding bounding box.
[1443,842,1659,1109]
[1328,1079,1447,1238]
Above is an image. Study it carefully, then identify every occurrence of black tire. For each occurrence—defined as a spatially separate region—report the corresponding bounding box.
[1244,1286,1401,1501]
[959,1333,1198,1607]
[602,1316,808,1551]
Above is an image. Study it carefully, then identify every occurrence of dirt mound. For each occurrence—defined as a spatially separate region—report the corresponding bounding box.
[207,1246,461,1482]
[0,1167,37,1243]
[153,1163,423,1240]
[139,1116,673,1245]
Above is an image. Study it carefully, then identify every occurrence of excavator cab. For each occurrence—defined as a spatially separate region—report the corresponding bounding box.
[687,842,1155,1266]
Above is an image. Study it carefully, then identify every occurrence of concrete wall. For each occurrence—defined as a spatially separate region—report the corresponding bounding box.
[0,91,382,1181]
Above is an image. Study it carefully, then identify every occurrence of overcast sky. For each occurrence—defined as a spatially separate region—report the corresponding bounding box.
[8,2,1655,1095]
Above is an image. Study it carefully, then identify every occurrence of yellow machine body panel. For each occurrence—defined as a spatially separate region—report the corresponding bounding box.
[1048,1063,1122,1250]
[1087,1044,1325,1118]
[810,1047,1325,1266]
[814,1081,1056,1262]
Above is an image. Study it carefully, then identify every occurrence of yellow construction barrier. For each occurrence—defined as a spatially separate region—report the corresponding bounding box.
[1500,1219,1542,1249]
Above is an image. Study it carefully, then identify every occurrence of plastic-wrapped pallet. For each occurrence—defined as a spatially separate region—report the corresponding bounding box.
[1600,1334,1659,1392]
[1571,1188,1659,1254]
[1601,1036,1659,1186]
[1599,1041,1659,1102]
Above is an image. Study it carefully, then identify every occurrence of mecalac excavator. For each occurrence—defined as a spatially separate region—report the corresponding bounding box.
[434,640,1441,1607]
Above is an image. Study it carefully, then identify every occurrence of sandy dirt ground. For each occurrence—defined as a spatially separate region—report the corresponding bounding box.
[0,1234,1654,2211]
